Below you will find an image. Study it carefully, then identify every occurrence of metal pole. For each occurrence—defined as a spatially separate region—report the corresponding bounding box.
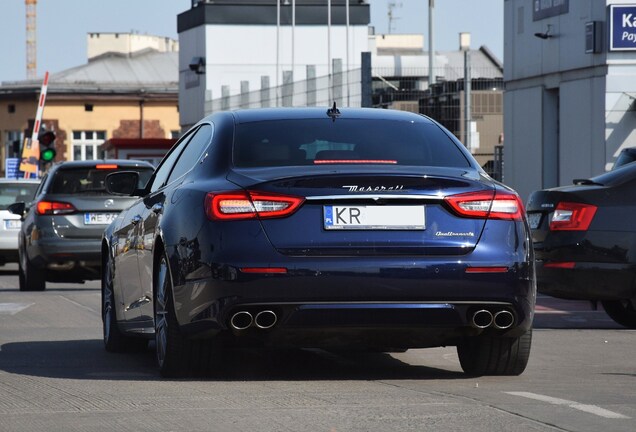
[428,0,435,87]
[276,0,280,106]
[328,0,332,103]
[292,0,295,82]
[346,0,350,106]
[464,49,471,149]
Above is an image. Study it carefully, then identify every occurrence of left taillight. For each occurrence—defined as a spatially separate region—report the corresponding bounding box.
[445,190,524,221]
[205,191,304,220]
[36,200,77,215]
[549,202,597,231]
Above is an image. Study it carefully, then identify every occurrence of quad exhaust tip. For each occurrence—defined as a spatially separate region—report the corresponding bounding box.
[230,310,278,330]
[493,310,515,329]
[254,310,277,329]
[471,309,515,329]
[230,311,253,330]
[472,309,494,329]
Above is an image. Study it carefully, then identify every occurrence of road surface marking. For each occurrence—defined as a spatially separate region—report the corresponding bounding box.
[59,295,99,315]
[0,303,33,315]
[505,391,630,419]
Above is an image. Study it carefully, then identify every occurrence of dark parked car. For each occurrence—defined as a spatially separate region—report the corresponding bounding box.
[612,147,636,170]
[11,160,154,291]
[102,107,535,377]
[527,163,636,328]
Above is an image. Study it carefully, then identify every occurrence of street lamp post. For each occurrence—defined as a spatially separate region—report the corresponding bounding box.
[460,32,471,150]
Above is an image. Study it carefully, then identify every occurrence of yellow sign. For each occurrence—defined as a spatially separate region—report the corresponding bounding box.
[19,138,39,175]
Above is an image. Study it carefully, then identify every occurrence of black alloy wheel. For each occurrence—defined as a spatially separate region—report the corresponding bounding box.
[601,300,636,329]
[18,242,45,292]
[155,253,190,377]
[457,329,532,376]
[154,252,217,377]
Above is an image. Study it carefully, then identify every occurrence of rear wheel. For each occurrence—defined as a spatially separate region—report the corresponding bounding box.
[601,300,636,329]
[102,250,147,352]
[457,330,532,376]
[155,253,192,377]
[18,247,45,292]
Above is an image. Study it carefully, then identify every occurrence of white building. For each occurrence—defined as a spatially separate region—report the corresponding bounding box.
[177,0,371,129]
[504,0,636,201]
[87,32,179,60]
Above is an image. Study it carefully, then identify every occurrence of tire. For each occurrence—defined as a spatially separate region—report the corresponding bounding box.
[457,330,532,376]
[601,300,636,329]
[102,250,147,352]
[155,253,192,377]
[18,247,45,292]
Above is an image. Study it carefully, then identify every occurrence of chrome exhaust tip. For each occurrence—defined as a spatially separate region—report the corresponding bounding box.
[493,310,515,329]
[472,309,494,329]
[230,311,253,330]
[254,310,277,329]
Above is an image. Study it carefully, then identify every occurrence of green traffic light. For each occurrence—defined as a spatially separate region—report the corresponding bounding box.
[40,148,56,162]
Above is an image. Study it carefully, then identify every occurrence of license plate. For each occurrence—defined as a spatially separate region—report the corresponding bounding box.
[3,220,21,230]
[324,205,425,230]
[527,212,542,229]
[84,213,119,225]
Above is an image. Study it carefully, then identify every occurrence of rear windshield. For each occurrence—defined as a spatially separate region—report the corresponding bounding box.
[0,183,39,209]
[233,119,471,168]
[49,166,154,194]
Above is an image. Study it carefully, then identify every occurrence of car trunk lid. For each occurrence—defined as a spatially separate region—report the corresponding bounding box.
[226,168,495,256]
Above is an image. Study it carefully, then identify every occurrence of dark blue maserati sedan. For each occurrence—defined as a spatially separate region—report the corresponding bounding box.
[102,107,535,377]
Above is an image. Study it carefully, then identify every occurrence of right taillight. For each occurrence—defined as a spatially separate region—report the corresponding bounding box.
[36,200,77,215]
[549,202,597,231]
[444,190,524,221]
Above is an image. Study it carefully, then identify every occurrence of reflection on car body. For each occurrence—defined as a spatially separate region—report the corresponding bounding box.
[527,163,636,328]
[102,107,535,378]
[13,159,154,291]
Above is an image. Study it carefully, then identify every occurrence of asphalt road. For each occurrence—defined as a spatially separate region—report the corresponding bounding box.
[0,263,634,432]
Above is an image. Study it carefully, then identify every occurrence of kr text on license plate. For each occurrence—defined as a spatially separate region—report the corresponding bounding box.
[324,205,425,230]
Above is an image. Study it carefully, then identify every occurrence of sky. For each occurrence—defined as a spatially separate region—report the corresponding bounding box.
[0,0,503,84]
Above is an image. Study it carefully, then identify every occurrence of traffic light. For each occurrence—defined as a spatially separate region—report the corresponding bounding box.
[38,130,56,162]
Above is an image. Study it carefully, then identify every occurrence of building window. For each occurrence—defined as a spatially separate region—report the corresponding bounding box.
[4,130,23,158]
[72,131,106,161]
[8,104,15,113]
[84,104,94,112]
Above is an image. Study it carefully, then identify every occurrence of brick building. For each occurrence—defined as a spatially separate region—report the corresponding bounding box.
[0,35,179,175]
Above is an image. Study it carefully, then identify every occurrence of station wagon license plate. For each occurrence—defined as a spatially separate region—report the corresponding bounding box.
[324,205,425,230]
[84,213,119,225]
[3,220,21,230]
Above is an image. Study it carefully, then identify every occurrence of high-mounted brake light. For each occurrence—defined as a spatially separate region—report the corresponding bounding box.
[36,200,76,215]
[549,202,597,231]
[444,190,523,221]
[313,159,397,165]
[95,164,118,169]
[205,191,304,220]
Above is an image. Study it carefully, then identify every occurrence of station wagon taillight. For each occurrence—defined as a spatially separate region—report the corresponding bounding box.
[445,190,524,221]
[549,202,597,231]
[36,200,77,215]
[205,191,304,220]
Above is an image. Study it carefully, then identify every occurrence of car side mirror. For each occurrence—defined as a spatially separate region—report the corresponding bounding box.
[7,202,26,218]
[105,171,142,196]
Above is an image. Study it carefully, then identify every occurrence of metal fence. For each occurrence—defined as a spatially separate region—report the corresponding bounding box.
[205,68,368,113]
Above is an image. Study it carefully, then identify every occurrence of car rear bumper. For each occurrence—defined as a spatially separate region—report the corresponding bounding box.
[173,261,536,348]
[536,261,636,300]
[27,238,102,279]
